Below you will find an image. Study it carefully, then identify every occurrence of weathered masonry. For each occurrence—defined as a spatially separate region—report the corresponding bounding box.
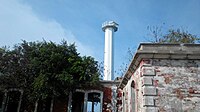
[119,43,200,112]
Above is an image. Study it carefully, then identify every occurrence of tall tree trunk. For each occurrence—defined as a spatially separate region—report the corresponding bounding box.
[34,99,39,112]
[67,92,72,112]
[50,97,54,112]
[1,91,7,112]
[17,90,23,112]
[4,95,9,112]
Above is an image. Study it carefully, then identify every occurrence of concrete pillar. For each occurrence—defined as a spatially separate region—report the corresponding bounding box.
[102,21,118,80]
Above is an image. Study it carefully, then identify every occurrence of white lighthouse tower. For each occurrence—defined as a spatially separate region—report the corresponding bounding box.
[102,21,118,80]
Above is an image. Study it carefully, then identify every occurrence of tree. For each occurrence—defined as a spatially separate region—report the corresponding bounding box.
[31,41,100,98]
[160,29,200,43]
[0,44,33,112]
[147,26,200,44]
[0,40,100,111]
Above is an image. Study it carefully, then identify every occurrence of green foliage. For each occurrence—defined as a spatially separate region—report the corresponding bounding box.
[147,26,200,44]
[0,40,100,110]
[160,29,200,43]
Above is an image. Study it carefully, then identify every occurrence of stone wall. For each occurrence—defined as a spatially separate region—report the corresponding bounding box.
[152,59,200,112]
[123,58,200,112]
[123,60,143,112]
[120,44,200,112]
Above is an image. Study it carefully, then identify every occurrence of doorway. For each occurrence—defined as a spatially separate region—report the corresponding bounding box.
[72,92,84,112]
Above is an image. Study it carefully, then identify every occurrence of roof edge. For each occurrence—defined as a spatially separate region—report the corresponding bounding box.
[119,43,200,89]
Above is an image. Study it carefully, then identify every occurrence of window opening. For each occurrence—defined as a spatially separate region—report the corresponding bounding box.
[87,92,101,112]
[131,80,135,112]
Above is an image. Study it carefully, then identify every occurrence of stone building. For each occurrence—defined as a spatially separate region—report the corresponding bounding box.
[118,43,200,112]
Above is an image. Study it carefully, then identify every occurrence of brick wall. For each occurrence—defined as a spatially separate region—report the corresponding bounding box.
[101,82,119,112]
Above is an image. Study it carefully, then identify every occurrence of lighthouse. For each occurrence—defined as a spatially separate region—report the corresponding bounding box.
[102,21,118,80]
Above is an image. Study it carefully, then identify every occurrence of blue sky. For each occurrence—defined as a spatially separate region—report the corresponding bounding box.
[1,0,200,78]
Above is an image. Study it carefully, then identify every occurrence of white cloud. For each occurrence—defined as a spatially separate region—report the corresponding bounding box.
[0,0,94,56]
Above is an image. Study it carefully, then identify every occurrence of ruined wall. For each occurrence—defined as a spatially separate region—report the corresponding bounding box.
[103,87,113,112]
[102,82,118,112]
[116,89,123,112]
[122,61,143,112]
[140,59,158,112]
[141,59,200,112]
[152,59,200,112]
[123,59,200,112]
